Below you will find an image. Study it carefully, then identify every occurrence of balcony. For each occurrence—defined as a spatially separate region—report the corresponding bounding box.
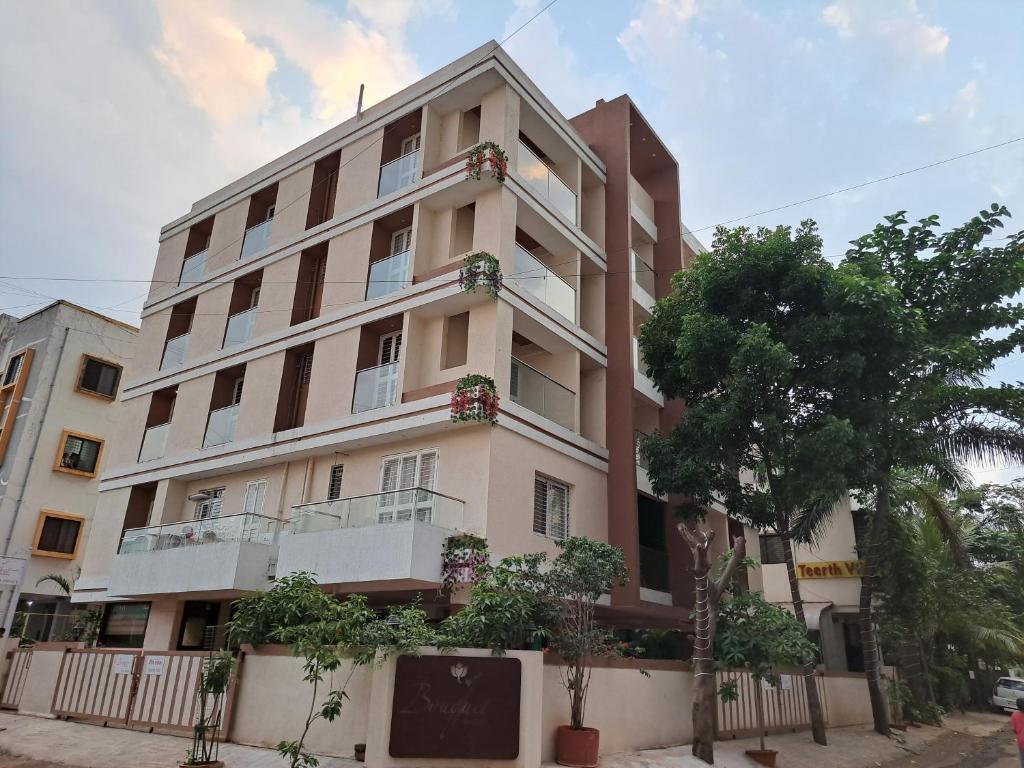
[517,140,577,224]
[138,423,170,462]
[631,250,656,310]
[240,219,273,260]
[108,512,280,597]
[365,249,412,301]
[277,489,463,587]
[160,333,189,370]
[510,244,576,324]
[378,149,420,198]
[634,430,650,470]
[510,357,574,430]
[203,403,239,448]
[223,306,257,348]
[180,249,208,285]
[639,545,670,593]
[352,361,400,414]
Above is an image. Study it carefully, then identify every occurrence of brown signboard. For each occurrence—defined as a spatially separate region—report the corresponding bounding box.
[389,654,521,759]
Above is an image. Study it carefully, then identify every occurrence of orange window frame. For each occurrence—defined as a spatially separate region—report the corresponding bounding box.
[53,429,106,478]
[32,509,85,559]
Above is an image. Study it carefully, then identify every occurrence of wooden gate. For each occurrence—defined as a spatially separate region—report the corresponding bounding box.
[715,668,829,739]
[0,648,32,709]
[50,648,235,736]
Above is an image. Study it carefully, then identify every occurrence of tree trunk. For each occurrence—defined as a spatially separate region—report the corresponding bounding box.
[860,481,891,735]
[897,633,929,723]
[781,534,828,745]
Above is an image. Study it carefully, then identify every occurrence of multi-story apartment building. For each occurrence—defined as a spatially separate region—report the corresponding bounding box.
[0,302,137,641]
[72,42,708,651]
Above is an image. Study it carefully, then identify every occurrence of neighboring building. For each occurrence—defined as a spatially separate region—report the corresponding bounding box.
[0,302,137,641]
[72,42,716,650]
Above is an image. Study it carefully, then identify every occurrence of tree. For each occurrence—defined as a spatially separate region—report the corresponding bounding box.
[838,206,1024,732]
[639,221,877,746]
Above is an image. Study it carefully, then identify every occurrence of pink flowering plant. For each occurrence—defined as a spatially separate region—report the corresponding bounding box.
[465,141,509,183]
[440,533,490,594]
[459,252,502,299]
[451,374,499,425]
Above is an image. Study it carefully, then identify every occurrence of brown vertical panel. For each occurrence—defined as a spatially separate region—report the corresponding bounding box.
[48,651,68,714]
[87,654,105,715]
[166,655,185,726]
[186,656,201,727]
[176,656,193,725]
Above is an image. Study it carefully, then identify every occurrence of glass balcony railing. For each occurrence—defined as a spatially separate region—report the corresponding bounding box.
[634,430,650,471]
[289,488,464,532]
[203,403,239,448]
[510,244,576,323]
[180,249,208,285]
[378,149,420,198]
[517,140,577,224]
[223,306,257,347]
[510,357,575,430]
[139,423,170,463]
[353,361,400,413]
[632,250,656,299]
[118,512,280,554]
[639,545,670,592]
[633,336,650,377]
[240,218,273,260]
[160,333,190,370]
[365,249,412,300]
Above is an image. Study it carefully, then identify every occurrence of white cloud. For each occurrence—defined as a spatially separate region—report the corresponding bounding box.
[954,80,978,121]
[821,0,949,60]
[915,112,934,124]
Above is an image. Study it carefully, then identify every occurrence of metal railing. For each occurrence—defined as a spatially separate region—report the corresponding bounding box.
[139,422,170,462]
[378,149,420,197]
[240,218,273,260]
[289,488,464,532]
[203,403,239,447]
[223,306,257,347]
[352,361,400,413]
[639,545,670,592]
[180,249,208,285]
[632,250,656,299]
[510,244,576,323]
[118,512,280,553]
[510,357,575,430]
[517,139,577,224]
[365,249,412,300]
[160,333,190,370]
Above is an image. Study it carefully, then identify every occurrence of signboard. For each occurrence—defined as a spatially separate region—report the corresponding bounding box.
[143,655,168,676]
[0,557,26,587]
[762,674,793,691]
[796,560,864,580]
[113,654,135,675]
[389,655,521,759]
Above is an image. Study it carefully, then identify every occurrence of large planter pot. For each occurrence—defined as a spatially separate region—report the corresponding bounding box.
[744,749,778,767]
[178,762,224,768]
[556,725,599,767]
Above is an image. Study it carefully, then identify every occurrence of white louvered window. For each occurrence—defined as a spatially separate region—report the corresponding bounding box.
[390,227,412,256]
[242,479,268,516]
[193,488,224,520]
[533,476,569,540]
[378,449,437,523]
[327,464,345,500]
[231,377,244,405]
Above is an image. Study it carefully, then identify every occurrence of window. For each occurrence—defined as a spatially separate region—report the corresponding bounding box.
[3,352,25,386]
[77,356,122,399]
[231,377,244,405]
[33,511,84,558]
[534,476,569,539]
[327,465,345,500]
[193,488,224,520]
[242,480,268,516]
[759,534,786,565]
[378,449,437,523]
[99,602,150,648]
[54,431,104,476]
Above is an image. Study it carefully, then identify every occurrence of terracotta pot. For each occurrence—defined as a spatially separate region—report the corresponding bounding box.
[744,749,778,767]
[354,743,366,762]
[556,725,599,767]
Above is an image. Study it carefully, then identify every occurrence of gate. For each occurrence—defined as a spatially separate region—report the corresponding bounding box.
[1,648,32,709]
[51,649,236,736]
[715,668,829,739]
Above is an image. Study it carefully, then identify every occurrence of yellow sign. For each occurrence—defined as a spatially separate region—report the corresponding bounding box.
[796,560,864,579]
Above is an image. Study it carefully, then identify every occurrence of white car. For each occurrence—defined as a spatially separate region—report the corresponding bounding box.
[990,676,1024,712]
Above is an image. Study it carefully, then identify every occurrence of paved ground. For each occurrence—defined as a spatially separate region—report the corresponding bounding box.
[0,710,1013,767]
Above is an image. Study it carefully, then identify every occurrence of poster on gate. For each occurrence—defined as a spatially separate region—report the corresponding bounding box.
[113,654,134,675]
[143,655,168,676]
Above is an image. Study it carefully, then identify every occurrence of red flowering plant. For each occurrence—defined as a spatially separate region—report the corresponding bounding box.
[465,141,509,183]
[451,374,499,425]
[459,252,502,299]
[440,533,490,595]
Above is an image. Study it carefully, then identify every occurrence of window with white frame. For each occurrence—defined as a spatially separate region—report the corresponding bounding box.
[193,488,224,520]
[533,475,569,540]
[242,479,268,516]
[327,465,345,500]
[378,449,437,523]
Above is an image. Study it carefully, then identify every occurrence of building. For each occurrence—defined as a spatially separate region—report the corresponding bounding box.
[0,302,137,641]
[71,42,713,651]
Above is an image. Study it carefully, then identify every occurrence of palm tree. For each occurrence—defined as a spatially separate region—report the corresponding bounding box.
[35,573,73,596]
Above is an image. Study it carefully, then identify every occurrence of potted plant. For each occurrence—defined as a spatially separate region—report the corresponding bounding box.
[716,592,820,768]
[465,141,509,183]
[546,537,631,767]
[450,375,500,424]
[459,252,502,299]
[180,651,234,768]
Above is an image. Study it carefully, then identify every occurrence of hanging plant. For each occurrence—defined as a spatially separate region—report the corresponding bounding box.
[441,533,490,594]
[459,251,502,299]
[451,374,499,425]
[465,141,509,183]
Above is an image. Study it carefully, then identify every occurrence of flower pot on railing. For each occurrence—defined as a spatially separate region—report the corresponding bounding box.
[459,252,502,299]
[465,141,509,183]
[440,533,489,594]
[450,374,499,424]
[556,725,600,768]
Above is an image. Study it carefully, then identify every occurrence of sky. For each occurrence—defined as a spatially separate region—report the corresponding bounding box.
[0,0,1021,479]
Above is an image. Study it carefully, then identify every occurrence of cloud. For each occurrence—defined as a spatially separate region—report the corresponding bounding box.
[821,0,949,60]
[953,80,978,121]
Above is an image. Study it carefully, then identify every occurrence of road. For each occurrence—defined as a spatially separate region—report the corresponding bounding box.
[879,720,1019,768]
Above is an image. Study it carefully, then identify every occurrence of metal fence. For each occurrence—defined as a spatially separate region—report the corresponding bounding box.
[0,648,32,709]
[715,668,829,739]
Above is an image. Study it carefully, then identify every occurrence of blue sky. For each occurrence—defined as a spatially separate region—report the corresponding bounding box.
[1,0,1021,478]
